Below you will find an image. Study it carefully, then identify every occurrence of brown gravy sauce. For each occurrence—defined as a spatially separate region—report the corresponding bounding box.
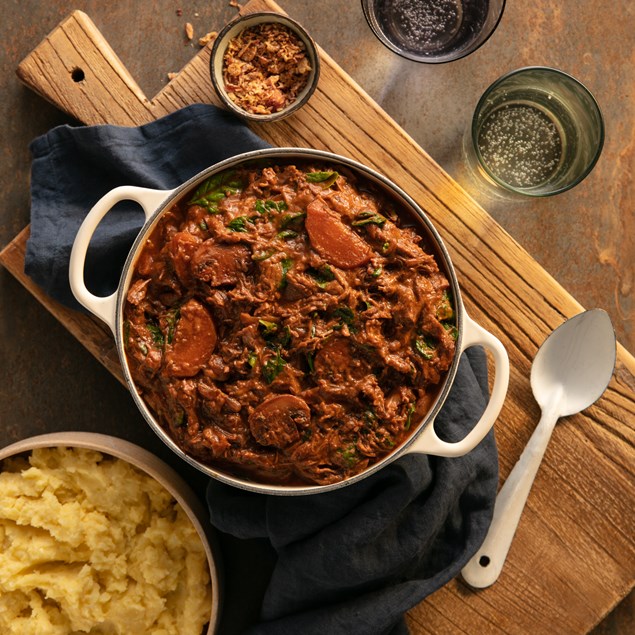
[123,161,456,485]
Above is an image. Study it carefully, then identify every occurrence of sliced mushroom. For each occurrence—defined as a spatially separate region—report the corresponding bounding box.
[165,298,217,377]
[248,394,310,449]
[191,242,250,286]
[305,198,372,269]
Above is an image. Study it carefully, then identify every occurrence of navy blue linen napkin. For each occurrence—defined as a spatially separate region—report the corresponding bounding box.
[25,103,497,635]
[208,345,494,635]
[25,103,270,310]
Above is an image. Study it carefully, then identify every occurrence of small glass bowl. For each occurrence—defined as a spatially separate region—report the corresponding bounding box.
[361,0,506,64]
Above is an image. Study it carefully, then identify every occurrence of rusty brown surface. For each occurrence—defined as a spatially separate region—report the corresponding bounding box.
[0,1,632,633]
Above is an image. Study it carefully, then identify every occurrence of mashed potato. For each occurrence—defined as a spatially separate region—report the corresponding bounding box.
[0,447,212,635]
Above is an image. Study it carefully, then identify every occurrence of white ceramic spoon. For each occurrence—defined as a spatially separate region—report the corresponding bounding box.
[461,309,616,588]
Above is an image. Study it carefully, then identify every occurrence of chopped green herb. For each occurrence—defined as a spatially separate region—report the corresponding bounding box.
[189,170,242,213]
[279,212,306,229]
[139,342,148,356]
[414,335,436,359]
[352,210,387,227]
[278,257,294,289]
[227,216,249,232]
[276,229,299,241]
[306,171,339,188]
[199,220,208,231]
[247,351,258,368]
[339,444,358,468]
[146,323,164,346]
[334,306,355,328]
[381,241,390,253]
[267,199,288,213]
[252,248,277,262]
[405,404,416,430]
[174,410,186,427]
[307,265,335,289]
[262,349,287,384]
[436,291,454,321]
[258,319,279,336]
[166,308,180,345]
[306,351,315,373]
[443,322,458,341]
[363,409,376,426]
[255,199,288,216]
[372,266,383,277]
[276,326,292,348]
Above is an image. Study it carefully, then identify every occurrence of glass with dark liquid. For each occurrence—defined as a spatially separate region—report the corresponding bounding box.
[464,67,604,198]
[361,0,505,63]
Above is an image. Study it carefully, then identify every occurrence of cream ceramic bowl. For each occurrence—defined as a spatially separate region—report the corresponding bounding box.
[209,12,320,122]
[0,431,222,634]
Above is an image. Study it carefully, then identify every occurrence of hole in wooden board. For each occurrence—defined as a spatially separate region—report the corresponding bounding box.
[71,67,85,82]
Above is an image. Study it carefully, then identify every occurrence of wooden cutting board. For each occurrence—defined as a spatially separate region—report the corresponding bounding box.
[2,1,634,633]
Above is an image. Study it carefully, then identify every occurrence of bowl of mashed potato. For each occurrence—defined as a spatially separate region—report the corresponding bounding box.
[0,432,222,635]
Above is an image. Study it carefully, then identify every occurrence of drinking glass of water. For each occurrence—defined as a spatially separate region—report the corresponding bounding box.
[464,66,604,198]
[361,0,506,63]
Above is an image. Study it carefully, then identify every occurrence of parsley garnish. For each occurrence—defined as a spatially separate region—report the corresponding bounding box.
[414,335,436,359]
[339,444,358,468]
[227,216,249,232]
[189,170,242,213]
[306,171,339,188]
[278,257,294,289]
[258,319,279,336]
[262,349,287,384]
[308,265,335,288]
[255,199,288,216]
[166,308,180,345]
[352,210,387,227]
[436,291,454,321]
[333,306,356,331]
[146,323,164,346]
[279,212,306,229]
[276,229,299,241]
[405,404,416,429]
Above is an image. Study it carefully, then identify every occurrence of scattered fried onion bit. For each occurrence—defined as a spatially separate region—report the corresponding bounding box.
[222,23,312,115]
[199,30,218,47]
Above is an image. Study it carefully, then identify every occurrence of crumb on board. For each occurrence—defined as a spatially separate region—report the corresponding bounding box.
[199,31,218,47]
[229,0,242,9]
[185,22,194,40]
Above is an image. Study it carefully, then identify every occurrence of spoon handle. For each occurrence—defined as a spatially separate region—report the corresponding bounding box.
[461,394,562,588]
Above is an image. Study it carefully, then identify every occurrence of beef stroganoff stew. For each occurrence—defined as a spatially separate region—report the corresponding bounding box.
[123,161,457,486]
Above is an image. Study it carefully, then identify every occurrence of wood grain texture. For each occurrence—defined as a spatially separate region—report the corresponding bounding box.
[2,2,634,633]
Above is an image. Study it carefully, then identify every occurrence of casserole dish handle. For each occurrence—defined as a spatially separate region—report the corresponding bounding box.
[69,186,175,334]
[407,313,509,457]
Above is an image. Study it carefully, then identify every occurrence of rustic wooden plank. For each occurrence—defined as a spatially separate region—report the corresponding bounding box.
[2,1,634,633]
[16,11,153,125]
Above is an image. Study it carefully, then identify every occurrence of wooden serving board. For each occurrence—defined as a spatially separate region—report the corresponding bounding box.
[2,2,634,633]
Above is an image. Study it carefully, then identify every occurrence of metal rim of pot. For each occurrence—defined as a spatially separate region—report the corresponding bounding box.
[69,147,509,496]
